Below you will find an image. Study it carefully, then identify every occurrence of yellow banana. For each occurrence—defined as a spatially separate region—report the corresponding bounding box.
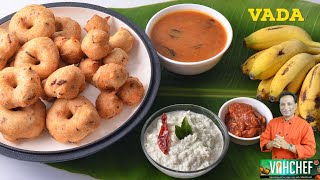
[284,67,306,94]
[244,25,320,50]
[256,77,273,100]
[295,98,300,117]
[241,50,264,75]
[249,39,320,80]
[299,63,320,123]
[269,53,320,102]
[309,121,319,132]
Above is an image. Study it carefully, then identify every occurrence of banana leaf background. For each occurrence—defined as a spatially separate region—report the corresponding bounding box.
[49,0,320,179]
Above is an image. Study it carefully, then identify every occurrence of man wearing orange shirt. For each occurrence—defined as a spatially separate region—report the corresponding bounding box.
[260,91,316,159]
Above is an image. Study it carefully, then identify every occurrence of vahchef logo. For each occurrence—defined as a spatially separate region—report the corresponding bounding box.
[269,161,312,174]
[260,159,320,179]
[248,8,304,22]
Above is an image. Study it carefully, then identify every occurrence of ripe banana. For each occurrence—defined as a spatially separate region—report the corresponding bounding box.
[269,53,320,102]
[248,40,320,80]
[299,63,320,123]
[295,98,300,117]
[244,25,320,50]
[241,50,264,75]
[309,121,319,132]
[256,77,273,100]
[284,67,306,94]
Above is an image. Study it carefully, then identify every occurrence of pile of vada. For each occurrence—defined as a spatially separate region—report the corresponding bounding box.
[0,4,145,144]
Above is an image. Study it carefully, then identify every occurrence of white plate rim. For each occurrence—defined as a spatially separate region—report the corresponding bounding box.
[0,2,161,162]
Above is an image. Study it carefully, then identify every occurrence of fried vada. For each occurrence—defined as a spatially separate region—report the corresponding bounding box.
[9,4,55,44]
[84,15,110,33]
[96,91,123,119]
[81,29,111,60]
[102,48,128,66]
[0,100,46,142]
[0,29,19,71]
[46,96,101,143]
[14,37,59,80]
[44,65,85,99]
[54,36,84,64]
[117,77,144,106]
[53,17,81,40]
[109,27,134,53]
[0,67,41,109]
[92,63,128,91]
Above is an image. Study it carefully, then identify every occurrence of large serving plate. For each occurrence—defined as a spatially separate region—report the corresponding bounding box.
[0,2,160,162]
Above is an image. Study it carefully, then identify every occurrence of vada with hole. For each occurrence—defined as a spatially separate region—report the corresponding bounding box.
[0,67,41,109]
[53,17,81,40]
[14,37,59,80]
[46,96,100,143]
[9,4,55,44]
[0,100,46,142]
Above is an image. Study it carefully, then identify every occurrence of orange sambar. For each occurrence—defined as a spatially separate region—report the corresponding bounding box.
[151,10,227,62]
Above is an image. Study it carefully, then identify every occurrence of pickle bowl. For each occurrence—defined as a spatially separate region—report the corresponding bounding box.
[140,104,229,178]
[218,97,273,146]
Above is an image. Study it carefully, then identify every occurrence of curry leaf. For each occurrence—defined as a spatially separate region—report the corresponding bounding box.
[175,117,192,140]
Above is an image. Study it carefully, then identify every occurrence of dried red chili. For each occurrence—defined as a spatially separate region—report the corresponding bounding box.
[158,113,169,155]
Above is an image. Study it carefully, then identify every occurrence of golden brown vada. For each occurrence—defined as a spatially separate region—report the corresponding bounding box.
[46,96,101,143]
[54,36,84,64]
[84,15,110,33]
[0,67,41,109]
[0,28,19,71]
[96,91,123,119]
[117,77,144,106]
[0,100,46,142]
[40,79,56,102]
[109,27,134,52]
[53,17,81,40]
[9,4,55,44]
[14,37,59,80]
[81,29,111,60]
[92,63,128,91]
[44,65,85,99]
[79,58,102,82]
[102,48,128,66]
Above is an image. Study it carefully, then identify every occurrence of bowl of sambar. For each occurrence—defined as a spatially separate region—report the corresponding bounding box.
[146,4,233,75]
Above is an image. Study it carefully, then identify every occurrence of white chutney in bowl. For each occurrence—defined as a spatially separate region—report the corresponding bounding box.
[144,110,223,171]
[141,104,229,178]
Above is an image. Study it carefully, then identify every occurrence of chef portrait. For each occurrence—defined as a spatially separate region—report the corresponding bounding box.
[260,91,316,159]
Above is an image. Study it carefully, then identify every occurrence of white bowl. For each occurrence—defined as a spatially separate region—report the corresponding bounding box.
[145,4,233,75]
[141,104,229,178]
[218,97,273,145]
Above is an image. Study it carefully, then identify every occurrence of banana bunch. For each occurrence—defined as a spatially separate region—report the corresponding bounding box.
[242,25,320,131]
[242,39,320,80]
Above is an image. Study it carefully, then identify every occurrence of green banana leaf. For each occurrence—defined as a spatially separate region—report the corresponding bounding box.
[49,0,320,179]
